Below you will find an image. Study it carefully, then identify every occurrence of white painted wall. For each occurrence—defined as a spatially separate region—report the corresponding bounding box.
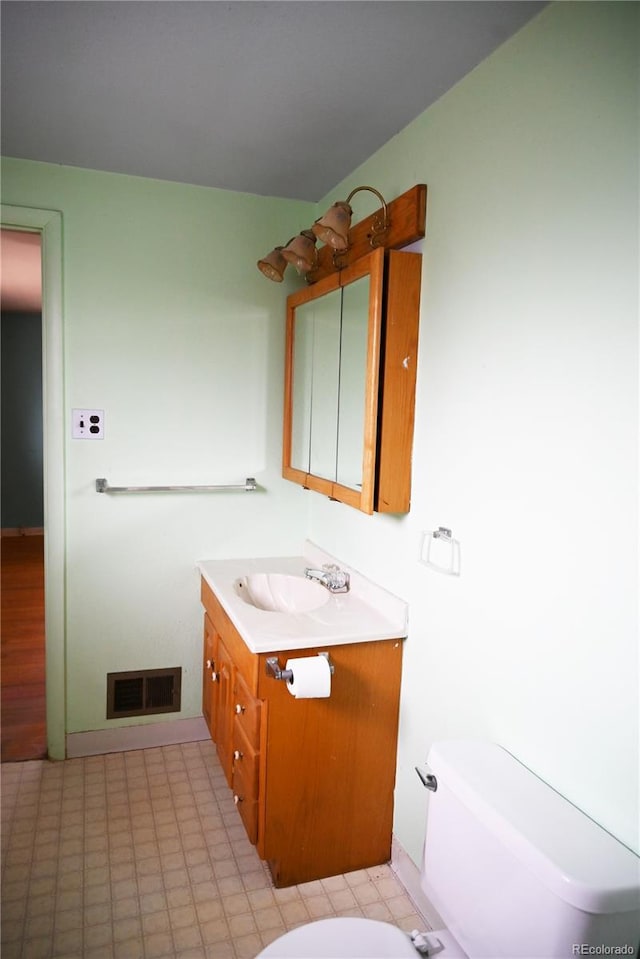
[308,2,639,858]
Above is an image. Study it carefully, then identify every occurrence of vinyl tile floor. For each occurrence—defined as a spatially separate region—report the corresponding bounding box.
[1,740,428,959]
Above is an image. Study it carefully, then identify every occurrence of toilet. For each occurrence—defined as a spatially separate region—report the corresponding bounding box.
[256,916,420,958]
[256,740,640,958]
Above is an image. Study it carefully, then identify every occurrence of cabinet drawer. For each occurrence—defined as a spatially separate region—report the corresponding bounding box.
[232,758,259,845]
[233,670,262,748]
[232,720,260,799]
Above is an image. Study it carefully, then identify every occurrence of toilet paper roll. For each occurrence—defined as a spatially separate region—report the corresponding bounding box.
[285,655,332,699]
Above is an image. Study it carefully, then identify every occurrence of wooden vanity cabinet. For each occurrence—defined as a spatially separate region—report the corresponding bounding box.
[200,577,403,887]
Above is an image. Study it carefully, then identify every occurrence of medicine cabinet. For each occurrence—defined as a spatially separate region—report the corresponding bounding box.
[283,246,422,514]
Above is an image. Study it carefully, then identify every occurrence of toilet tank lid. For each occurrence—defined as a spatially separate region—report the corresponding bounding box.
[427,741,640,915]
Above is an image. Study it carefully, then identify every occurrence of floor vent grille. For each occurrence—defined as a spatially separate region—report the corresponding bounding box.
[107,668,182,719]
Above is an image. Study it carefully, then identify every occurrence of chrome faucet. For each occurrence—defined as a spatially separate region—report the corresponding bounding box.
[304,563,350,593]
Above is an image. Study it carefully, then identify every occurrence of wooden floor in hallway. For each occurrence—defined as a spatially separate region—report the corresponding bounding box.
[1,533,46,762]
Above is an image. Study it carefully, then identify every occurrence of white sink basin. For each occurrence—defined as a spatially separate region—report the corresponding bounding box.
[234,573,330,614]
[198,544,409,653]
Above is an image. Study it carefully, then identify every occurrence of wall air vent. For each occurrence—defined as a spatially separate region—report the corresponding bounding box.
[106,667,182,719]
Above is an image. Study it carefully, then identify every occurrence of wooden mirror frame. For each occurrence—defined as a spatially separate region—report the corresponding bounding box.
[283,247,385,514]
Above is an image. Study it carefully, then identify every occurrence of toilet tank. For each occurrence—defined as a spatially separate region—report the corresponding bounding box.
[422,741,640,959]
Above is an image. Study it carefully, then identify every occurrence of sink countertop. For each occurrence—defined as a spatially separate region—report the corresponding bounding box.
[197,541,408,654]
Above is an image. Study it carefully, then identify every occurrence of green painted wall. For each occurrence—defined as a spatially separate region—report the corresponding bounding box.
[309,1,639,858]
[1,159,312,735]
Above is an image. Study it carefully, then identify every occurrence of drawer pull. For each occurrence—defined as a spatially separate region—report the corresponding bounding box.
[234,794,243,804]
[205,659,213,669]
[211,672,218,682]
[235,704,245,714]
[233,749,243,761]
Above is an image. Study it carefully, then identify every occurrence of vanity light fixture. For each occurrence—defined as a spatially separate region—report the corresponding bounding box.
[257,246,287,282]
[310,201,352,251]
[256,184,390,281]
[281,230,318,275]
[312,185,389,253]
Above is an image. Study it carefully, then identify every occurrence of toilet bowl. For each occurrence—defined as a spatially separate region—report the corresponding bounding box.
[255,917,420,958]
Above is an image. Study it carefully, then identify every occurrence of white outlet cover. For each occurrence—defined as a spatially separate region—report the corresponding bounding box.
[72,409,104,439]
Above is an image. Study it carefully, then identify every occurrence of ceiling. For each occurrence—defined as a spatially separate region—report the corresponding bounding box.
[1,1,545,203]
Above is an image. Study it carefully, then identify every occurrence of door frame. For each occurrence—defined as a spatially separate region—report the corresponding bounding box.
[2,205,66,760]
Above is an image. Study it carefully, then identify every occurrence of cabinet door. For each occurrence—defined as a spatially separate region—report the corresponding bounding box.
[202,614,218,740]
[283,248,384,513]
[284,248,422,514]
[215,638,235,788]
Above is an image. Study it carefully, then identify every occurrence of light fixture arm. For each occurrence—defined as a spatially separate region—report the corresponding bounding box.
[345,185,389,248]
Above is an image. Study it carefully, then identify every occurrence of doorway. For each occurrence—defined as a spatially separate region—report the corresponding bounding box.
[1,228,46,760]
[1,205,65,761]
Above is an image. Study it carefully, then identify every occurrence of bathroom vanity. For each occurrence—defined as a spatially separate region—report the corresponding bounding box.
[198,547,407,887]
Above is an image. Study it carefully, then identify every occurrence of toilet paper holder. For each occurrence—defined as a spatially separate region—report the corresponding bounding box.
[266,651,334,682]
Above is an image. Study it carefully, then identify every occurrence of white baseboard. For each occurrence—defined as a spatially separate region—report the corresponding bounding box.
[66,716,209,758]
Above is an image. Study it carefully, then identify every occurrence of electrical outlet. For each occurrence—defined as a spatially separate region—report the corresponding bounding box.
[72,409,104,439]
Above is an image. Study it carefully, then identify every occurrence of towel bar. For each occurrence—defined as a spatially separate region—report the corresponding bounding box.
[96,477,257,493]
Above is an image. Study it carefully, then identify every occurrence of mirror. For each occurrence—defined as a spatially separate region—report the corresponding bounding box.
[288,280,341,478]
[336,275,369,489]
[283,248,384,513]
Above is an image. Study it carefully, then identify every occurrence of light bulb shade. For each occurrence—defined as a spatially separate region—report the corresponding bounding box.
[311,201,352,251]
[257,247,287,282]
[281,230,317,275]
